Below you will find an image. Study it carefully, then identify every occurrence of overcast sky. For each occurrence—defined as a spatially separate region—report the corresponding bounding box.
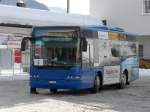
[35,0,89,15]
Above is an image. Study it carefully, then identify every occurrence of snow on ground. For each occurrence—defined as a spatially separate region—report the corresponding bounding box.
[0,69,149,112]
[139,69,150,76]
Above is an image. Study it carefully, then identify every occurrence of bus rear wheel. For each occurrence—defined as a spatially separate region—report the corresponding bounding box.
[91,75,101,93]
[30,88,38,94]
[117,73,127,89]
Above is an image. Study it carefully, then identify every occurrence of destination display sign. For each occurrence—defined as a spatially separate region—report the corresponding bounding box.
[48,32,75,37]
[42,37,73,42]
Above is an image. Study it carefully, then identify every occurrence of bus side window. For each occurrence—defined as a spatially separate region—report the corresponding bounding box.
[111,48,120,57]
[82,38,87,51]
[81,39,94,68]
[21,39,28,51]
[21,37,33,51]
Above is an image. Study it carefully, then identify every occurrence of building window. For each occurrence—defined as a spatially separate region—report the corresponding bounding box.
[139,45,144,58]
[144,0,150,14]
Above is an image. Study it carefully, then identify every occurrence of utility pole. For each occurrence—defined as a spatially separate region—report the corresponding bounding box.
[67,0,70,13]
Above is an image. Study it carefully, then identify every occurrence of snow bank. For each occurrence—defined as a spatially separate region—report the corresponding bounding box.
[139,69,150,76]
[0,4,101,26]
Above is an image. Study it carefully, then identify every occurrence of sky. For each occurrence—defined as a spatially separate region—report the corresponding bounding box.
[35,0,90,15]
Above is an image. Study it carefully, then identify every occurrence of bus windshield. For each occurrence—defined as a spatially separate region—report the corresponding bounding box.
[33,37,80,67]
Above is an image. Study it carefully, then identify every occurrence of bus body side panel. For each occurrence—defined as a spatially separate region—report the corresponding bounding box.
[98,36,122,85]
[121,56,139,82]
[103,65,121,85]
[120,41,139,82]
[80,67,103,89]
[80,68,95,89]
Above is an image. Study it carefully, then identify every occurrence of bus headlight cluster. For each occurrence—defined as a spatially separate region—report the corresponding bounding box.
[67,75,81,80]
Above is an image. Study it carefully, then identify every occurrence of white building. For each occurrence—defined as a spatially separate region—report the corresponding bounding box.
[90,0,150,59]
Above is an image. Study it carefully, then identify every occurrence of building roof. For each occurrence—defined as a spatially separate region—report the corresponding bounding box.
[0,4,101,27]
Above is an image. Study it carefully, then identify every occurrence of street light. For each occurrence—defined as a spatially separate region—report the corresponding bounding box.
[67,0,70,13]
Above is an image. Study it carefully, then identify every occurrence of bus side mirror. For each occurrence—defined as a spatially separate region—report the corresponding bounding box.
[21,38,27,51]
[82,38,87,51]
[21,37,33,51]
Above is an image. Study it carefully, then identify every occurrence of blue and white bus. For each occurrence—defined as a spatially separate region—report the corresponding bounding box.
[21,25,139,93]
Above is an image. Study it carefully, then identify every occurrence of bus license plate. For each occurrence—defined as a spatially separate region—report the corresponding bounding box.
[49,81,56,84]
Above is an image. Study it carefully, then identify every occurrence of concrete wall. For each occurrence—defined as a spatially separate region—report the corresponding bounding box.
[90,0,150,35]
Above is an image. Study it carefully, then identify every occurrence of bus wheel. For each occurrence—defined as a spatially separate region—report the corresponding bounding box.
[117,73,127,89]
[30,88,38,94]
[91,75,101,93]
[50,89,57,94]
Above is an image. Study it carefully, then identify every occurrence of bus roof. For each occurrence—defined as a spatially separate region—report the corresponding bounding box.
[80,25,125,32]
[32,25,136,37]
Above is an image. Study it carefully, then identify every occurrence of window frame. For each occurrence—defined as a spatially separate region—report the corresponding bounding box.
[139,44,144,58]
[143,0,150,15]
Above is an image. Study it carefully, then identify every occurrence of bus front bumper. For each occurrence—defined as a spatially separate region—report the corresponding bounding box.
[30,78,84,90]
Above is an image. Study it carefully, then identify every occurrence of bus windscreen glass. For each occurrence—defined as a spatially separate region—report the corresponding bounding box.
[33,37,80,67]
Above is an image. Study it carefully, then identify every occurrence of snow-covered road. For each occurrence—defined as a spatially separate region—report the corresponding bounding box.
[0,70,150,112]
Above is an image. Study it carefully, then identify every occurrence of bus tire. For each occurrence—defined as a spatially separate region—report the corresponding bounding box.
[30,88,38,94]
[91,75,101,93]
[117,73,127,89]
[126,81,130,85]
[50,89,57,94]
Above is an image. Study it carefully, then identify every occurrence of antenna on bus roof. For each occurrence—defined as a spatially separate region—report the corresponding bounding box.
[102,20,107,25]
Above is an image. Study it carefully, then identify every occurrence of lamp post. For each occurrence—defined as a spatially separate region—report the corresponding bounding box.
[67,0,70,13]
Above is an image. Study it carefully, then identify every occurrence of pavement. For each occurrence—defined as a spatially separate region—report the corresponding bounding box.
[0,76,150,112]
